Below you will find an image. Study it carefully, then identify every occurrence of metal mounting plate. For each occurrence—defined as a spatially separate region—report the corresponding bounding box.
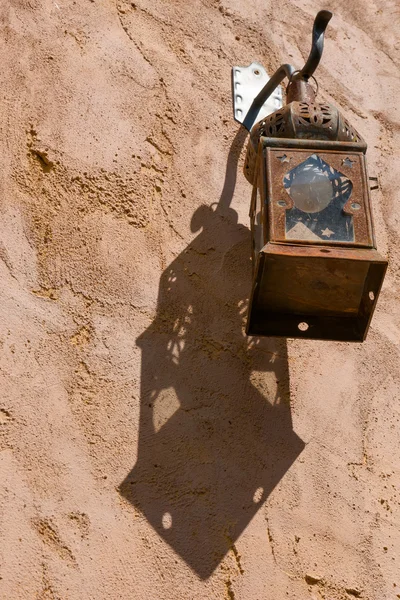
[232,62,283,126]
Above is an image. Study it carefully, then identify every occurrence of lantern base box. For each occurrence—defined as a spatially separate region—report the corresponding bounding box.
[247,243,387,341]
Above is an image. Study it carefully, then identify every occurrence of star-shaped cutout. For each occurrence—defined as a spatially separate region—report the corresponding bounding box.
[321,228,335,238]
[277,154,290,163]
[342,157,355,168]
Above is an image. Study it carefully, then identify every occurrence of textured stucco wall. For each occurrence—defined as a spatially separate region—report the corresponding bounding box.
[0,1,399,599]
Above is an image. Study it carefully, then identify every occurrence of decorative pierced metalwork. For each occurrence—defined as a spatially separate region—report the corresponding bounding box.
[244,143,257,184]
[258,111,286,137]
[243,101,365,184]
[295,103,334,129]
[342,119,361,143]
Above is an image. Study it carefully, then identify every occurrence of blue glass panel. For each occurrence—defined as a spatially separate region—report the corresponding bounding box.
[283,154,354,242]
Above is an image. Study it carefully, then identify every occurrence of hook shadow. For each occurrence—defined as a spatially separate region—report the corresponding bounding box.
[119,128,305,579]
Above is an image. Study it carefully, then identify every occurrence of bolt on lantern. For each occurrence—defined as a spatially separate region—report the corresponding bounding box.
[232,10,387,341]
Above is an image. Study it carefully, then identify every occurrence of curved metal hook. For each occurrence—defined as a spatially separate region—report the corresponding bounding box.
[297,10,332,80]
[237,11,332,131]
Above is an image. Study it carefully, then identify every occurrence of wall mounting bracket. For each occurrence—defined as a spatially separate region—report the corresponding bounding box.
[231,62,283,131]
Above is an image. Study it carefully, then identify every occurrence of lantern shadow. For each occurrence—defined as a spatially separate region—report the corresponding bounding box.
[119,129,305,579]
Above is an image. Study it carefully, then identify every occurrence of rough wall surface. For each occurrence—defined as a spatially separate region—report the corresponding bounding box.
[0,1,399,599]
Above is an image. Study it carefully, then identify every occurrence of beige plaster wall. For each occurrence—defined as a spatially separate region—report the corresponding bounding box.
[0,1,399,598]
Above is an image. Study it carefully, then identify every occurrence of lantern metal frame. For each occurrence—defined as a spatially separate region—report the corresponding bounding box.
[231,11,388,342]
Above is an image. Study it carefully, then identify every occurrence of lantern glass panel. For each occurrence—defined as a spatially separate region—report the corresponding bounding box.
[283,154,354,243]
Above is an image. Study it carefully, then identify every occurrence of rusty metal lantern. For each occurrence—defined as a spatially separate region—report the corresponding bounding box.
[232,11,387,341]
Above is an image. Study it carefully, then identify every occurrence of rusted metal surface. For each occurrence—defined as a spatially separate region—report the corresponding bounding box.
[244,102,365,184]
[240,10,387,341]
[261,138,367,152]
[246,243,387,341]
[245,127,386,341]
[286,79,316,104]
[264,147,374,248]
[259,242,386,262]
